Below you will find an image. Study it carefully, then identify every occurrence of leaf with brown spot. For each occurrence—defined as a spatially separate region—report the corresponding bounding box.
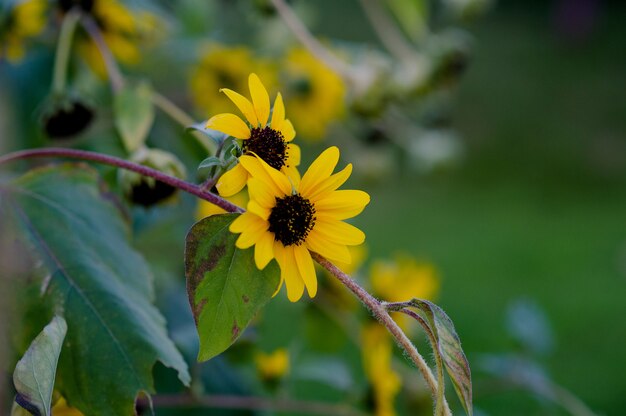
[185,214,280,361]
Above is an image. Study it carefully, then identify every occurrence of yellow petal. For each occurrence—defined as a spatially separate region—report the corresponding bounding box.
[314,219,365,245]
[216,163,249,197]
[220,88,258,126]
[286,144,301,166]
[281,119,296,142]
[205,113,251,139]
[272,241,287,297]
[306,230,352,264]
[255,231,275,269]
[249,73,270,126]
[307,163,352,200]
[230,212,263,233]
[248,200,270,220]
[299,146,340,196]
[293,244,317,298]
[282,164,301,189]
[236,220,269,249]
[314,190,370,220]
[282,246,305,302]
[271,93,285,132]
[248,178,278,208]
[240,155,292,196]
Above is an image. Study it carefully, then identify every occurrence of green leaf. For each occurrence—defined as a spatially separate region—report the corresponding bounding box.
[393,299,473,416]
[185,213,281,362]
[13,316,67,416]
[198,156,223,170]
[0,165,190,416]
[114,81,155,152]
[187,122,228,147]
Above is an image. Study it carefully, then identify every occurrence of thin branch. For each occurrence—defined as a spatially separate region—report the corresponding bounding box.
[311,253,451,415]
[52,10,81,94]
[79,13,124,92]
[146,393,366,416]
[151,91,218,154]
[0,148,242,213]
[269,0,353,80]
[358,0,419,61]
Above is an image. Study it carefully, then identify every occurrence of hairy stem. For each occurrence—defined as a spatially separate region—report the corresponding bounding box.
[52,10,81,95]
[144,393,366,416]
[0,148,242,213]
[269,0,353,80]
[311,253,451,415]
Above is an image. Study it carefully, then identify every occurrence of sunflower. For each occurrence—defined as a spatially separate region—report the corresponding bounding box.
[362,323,401,416]
[229,146,370,302]
[57,0,155,77]
[0,0,47,62]
[283,47,346,141]
[205,73,300,197]
[190,44,276,116]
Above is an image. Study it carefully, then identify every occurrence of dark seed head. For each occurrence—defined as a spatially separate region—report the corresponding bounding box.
[241,126,288,170]
[268,194,315,246]
[58,0,94,13]
[43,100,94,139]
[128,179,177,207]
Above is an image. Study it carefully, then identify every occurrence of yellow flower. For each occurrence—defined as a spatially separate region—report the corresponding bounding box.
[255,348,290,381]
[370,254,439,302]
[190,44,276,116]
[229,146,370,302]
[195,190,248,220]
[58,0,153,77]
[370,254,439,330]
[51,397,84,416]
[206,73,300,197]
[1,0,47,62]
[362,323,401,416]
[283,48,346,141]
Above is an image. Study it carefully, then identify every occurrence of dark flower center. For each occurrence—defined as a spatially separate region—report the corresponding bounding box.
[58,0,95,13]
[242,126,288,170]
[43,100,94,139]
[129,179,177,207]
[268,194,316,246]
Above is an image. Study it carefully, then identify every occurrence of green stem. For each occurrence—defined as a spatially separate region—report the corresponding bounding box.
[79,13,124,92]
[52,10,81,95]
[394,307,447,415]
[151,92,217,155]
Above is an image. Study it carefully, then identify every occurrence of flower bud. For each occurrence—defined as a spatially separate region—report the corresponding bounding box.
[119,148,186,207]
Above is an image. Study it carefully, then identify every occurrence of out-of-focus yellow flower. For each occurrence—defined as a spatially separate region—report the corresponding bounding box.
[255,348,289,381]
[1,0,47,62]
[282,48,346,141]
[195,190,248,220]
[57,0,158,77]
[362,323,401,416]
[333,244,368,276]
[51,397,84,416]
[370,254,439,330]
[190,45,277,116]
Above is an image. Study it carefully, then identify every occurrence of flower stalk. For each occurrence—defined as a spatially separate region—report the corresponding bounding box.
[52,9,81,95]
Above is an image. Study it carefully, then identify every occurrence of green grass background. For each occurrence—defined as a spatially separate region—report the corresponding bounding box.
[355,3,626,414]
